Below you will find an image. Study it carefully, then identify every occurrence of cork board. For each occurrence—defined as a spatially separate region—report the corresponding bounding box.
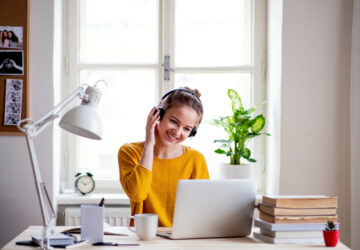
[0,0,28,135]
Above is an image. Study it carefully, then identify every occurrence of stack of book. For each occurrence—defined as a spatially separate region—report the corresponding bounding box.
[31,233,75,247]
[253,195,338,244]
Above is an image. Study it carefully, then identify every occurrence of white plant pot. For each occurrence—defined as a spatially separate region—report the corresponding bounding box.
[219,163,254,179]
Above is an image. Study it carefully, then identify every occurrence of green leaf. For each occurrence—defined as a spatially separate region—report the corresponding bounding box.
[240,119,252,131]
[251,115,265,133]
[241,148,251,158]
[245,132,271,139]
[244,132,260,140]
[228,89,244,113]
[211,119,220,126]
[247,158,256,163]
[234,111,250,121]
[246,101,267,115]
[214,148,226,154]
[214,139,231,143]
[214,139,232,150]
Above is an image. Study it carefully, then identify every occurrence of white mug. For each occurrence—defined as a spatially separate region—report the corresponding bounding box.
[128,214,158,241]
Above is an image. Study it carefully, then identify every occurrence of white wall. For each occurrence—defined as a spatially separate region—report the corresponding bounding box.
[280,0,352,247]
[0,0,55,247]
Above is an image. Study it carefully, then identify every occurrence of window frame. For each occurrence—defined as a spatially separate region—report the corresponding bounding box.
[61,0,267,193]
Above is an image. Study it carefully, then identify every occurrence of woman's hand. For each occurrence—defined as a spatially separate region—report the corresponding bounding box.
[144,107,160,147]
[139,107,160,171]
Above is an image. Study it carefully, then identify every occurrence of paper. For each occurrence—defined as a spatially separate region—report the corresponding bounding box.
[62,224,132,236]
[4,79,23,126]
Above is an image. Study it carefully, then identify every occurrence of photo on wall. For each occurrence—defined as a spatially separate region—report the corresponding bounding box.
[4,79,23,126]
[0,26,23,49]
[0,50,24,75]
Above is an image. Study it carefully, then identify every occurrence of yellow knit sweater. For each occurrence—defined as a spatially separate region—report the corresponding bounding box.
[118,142,209,227]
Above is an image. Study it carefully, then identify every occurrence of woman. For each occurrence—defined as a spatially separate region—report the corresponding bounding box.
[118,87,209,227]
[8,31,20,48]
[2,30,10,48]
[0,31,3,47]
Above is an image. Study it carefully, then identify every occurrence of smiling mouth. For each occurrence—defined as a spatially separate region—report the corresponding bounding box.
[166,132,178,141]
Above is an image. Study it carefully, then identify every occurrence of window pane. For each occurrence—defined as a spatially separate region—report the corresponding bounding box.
[78,70,157,180]
[175,0,252,67]
[80,0,158,64]
[174,73,252,178]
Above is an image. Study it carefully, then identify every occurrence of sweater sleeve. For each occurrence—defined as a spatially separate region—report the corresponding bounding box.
[118,144,153,202]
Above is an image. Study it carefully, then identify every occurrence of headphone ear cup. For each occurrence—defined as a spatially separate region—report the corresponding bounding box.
[189,127,197,137]
[158,108,165,120]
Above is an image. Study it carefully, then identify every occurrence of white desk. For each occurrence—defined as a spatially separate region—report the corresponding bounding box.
[2,226,350,250]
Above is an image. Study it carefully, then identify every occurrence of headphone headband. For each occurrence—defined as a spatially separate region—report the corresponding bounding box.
[160,88,202,104]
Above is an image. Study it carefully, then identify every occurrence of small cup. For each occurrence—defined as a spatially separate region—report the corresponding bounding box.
[128,214,158,241]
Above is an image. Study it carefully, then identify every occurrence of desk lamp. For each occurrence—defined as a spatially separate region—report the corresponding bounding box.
[17,80,107,250]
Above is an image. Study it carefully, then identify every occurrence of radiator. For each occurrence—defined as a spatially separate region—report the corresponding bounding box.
[64,207,131,226]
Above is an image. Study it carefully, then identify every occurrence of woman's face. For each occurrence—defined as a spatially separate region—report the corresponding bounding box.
[157,104,198,146]
[3,31,7,38]
[8,32,12,38]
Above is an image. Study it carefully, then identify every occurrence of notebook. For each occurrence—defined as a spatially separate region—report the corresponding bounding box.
[157,179,256,239]
[31,233,75,246]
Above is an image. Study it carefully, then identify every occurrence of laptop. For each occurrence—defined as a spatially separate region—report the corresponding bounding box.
[157,179,256,239]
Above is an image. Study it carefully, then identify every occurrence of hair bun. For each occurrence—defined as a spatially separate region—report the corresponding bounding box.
[183,86,201,98]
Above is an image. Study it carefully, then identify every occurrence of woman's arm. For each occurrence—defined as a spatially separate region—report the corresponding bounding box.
[138,107,160,171]
[118,145,153,202]
[118,107,160,201]
[8,59,23,71]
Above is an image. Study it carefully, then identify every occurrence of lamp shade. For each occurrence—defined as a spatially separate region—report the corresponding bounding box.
[59,105,102,140]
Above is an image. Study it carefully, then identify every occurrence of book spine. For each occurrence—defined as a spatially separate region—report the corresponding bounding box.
[260,228,323,238]
[253,232,324,244]
[259,212,338,224]
[262,197,337,208]
[259,204,337,216]
[254,218,339,231]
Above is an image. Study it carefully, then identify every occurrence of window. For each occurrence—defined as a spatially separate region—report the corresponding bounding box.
[62,0,267,193]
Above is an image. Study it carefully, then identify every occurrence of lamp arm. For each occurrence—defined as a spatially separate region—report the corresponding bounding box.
[17,84,87,250]
[18,85,87,137]
[25,133,55,249]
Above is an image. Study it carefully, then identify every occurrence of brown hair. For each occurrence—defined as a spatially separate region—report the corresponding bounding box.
[159,87,204,125]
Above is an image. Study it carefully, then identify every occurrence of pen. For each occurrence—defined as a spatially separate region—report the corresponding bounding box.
[99,197,105,206]
[93,242,139,246]
[65,240,90,249]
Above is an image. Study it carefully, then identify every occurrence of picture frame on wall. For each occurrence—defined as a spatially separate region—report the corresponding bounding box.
[3,79,23,126]
[0,50,24,75]
[0,26,23,49]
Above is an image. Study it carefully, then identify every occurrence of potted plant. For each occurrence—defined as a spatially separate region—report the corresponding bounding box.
[212,89,270,179]
[323,220,340,247]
